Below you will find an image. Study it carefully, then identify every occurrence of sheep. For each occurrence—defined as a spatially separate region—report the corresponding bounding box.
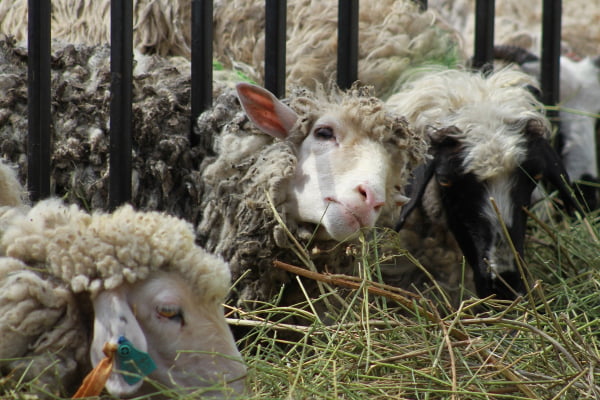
[0,0,191,58]
[196,82,426,306]
[0,166,246,398]
[2,0,464,99]
[0,37,223,217]
[213,0,464,99]
[429,0,600,59]
[387,68,579,300]
[493,45,600,210]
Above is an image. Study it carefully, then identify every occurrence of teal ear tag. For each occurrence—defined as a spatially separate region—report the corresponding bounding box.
[116,336,157,385]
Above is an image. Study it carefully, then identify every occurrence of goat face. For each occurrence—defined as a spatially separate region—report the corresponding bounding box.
[398,124,576,299]
[91,271,245,397]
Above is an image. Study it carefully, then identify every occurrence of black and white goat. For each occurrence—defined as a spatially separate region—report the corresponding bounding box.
[388,68,580,299]
[494,45,600,210]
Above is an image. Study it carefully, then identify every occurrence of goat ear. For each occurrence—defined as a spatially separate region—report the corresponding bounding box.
[395,161,435,231]
[90,287,146,396]
[236,82,298,139]
[537,139,585,216]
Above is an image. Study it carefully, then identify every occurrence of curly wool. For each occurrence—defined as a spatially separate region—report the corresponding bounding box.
[0,199,231,395]
[0,38,204,218]
[386,68,546,180]
[214,0,464,99]
[0,0,191,58]
[196,85,426,304]
[0,199,230,301]
[0,159,25,207]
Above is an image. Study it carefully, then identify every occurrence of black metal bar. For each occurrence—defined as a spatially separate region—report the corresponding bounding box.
[541,0,562,123]
[264,0,286,97]
[337,0,359,90]
[472,0,495,71]
[109,0,133,209]
[190,0,213,146]
[27,0,51,201]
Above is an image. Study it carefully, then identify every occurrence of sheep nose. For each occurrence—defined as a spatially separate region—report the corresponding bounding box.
[357,184,385,211]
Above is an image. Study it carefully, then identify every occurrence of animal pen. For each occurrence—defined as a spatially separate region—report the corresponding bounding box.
[25,0,562,205]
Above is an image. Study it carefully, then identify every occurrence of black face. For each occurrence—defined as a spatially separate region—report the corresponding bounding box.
[398,124,576,300]
[431,134,547,299]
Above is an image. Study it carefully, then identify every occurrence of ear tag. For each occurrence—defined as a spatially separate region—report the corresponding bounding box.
[116,336,157,385]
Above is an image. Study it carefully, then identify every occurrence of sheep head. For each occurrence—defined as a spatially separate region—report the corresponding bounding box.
[236,82,422,241]
[91,271,245,397]
[0,200,245,397]
[392,69,580,299]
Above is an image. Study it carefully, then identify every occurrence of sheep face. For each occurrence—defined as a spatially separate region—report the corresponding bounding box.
[91,271,245,397]
[237,83,411,241]
[403,123,575,299]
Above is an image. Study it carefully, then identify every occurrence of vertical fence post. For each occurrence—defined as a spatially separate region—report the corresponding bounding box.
[337,0,359,90]
[472,0,495,71]
[541,0,561,125]
[265,0,286,97]
[27,0,51,201]
[109,0,133,209]
[190,0,213,147]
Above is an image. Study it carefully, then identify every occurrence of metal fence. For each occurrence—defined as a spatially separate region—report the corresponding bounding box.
[25,0,563,207]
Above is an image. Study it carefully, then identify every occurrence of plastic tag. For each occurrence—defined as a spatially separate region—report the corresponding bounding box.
[116,336,157,385]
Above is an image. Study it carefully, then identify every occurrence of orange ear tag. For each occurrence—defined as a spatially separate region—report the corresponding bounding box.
[72,342,118,398]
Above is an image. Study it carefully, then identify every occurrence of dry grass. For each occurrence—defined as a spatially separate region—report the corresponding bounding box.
[2,203,599,400]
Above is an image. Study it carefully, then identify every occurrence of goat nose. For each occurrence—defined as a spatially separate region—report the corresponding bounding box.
[357,184,385,211]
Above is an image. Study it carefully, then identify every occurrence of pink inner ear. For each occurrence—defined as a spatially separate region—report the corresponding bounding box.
[237,83,298,140]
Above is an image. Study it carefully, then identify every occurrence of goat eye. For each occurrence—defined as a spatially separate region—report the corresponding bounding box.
[533,172,543,180]
[156,305,184,324]
[314,126,335,140]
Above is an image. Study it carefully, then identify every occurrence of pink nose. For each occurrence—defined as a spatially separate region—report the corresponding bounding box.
[357,184,385,212]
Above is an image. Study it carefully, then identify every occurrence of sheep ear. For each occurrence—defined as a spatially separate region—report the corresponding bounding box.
[395,161,435,231]
[236,82,298,139]
[536,139,585,216]
[90,287,146,396]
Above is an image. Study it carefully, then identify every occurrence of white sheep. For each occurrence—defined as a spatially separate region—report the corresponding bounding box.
[1,0,463,99]
[0,0,191,58]
[0,162,246,397]
[430,0,600,58]
[196,82,426,305]
[388,67,578,300]
[213,0,464,98]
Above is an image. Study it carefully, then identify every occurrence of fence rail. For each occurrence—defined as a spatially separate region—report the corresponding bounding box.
[25,0,562,206]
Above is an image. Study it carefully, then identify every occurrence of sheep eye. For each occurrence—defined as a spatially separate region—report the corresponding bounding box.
[157,305,184,324]
[437,176,453,187]
[314,126,335,140]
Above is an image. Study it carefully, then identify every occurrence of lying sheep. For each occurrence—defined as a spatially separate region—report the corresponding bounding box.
[387,68,579,300]
[196,82,426,305]
[494,45,600,210]
[0,161,246,398]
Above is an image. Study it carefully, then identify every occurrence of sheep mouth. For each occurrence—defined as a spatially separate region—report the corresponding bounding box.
[325,197,371,228]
